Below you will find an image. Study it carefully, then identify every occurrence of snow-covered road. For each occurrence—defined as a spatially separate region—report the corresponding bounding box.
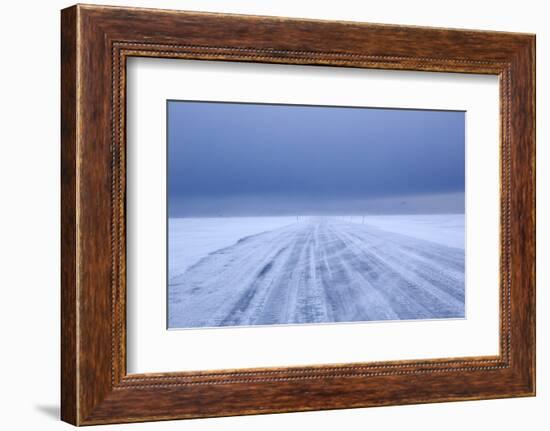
[168,217,465,328]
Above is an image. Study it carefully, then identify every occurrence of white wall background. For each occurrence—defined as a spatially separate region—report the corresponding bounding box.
[0,0,546,429]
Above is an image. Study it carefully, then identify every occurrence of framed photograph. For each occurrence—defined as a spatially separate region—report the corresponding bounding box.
[61,4,536,425]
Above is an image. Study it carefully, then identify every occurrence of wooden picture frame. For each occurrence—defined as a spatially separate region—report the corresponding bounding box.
[61,4,535,425]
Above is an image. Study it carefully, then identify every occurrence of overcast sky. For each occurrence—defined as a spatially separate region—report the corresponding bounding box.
[168,101,465,217]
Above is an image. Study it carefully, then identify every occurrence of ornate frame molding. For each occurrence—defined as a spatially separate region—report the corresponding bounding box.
[61,5,535,425]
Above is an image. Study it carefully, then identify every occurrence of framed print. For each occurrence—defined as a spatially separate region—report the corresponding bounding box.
[61,4,536,425]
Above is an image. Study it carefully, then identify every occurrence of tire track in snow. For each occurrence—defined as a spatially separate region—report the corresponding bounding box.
[168,224,303,327]
[341,223,465,305]
[328,223,462,319]
[168,217,465,328]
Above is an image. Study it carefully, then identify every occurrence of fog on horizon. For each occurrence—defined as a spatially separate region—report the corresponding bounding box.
[168,101,465,218]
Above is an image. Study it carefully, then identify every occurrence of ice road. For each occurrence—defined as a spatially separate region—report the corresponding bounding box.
[168,216,465,328]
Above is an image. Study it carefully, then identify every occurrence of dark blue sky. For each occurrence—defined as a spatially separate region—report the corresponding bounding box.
[168,101,465,217]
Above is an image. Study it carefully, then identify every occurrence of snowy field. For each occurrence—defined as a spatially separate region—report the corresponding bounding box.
[168,215,465,328]
[168,217,297,281]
